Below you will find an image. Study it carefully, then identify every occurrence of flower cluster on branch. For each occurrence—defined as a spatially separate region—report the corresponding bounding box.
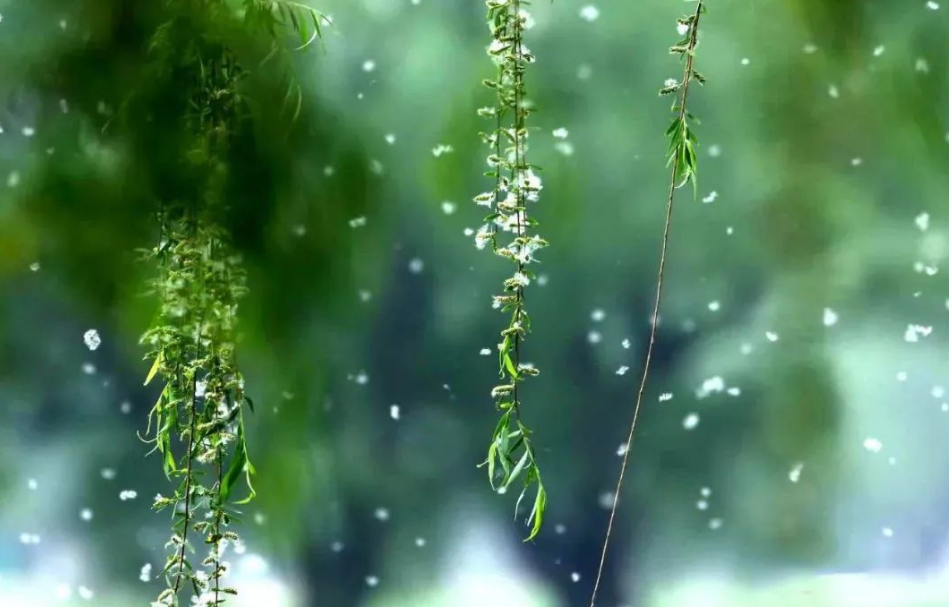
[475,0,547,542]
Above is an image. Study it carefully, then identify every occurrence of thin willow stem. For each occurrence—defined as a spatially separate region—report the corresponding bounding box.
[588,2,703,606]
[172,373,199,597]
[511,0,526,426]
[213,454,223,605]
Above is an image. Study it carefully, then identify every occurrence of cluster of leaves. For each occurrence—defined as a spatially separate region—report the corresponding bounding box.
[138,2,325,605]
[473,0,548,542]
[245,0,326,50]
[142,218,254,607]
[243,0,329,121]
[659,0,706,190]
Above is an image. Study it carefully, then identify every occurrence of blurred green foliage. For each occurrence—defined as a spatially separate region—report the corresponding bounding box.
[3,0,949,606]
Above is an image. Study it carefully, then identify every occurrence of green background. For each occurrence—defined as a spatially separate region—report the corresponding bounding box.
[2,0,949,605]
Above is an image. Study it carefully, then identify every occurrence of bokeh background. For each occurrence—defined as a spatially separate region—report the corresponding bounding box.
[3,0,949,605]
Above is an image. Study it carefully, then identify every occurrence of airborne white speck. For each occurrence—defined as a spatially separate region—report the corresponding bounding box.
[579,5,600,22]
[432,144,454,157]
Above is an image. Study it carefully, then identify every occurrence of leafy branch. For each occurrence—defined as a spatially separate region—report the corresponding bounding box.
[475,0,548,542]
[588,1,707,606]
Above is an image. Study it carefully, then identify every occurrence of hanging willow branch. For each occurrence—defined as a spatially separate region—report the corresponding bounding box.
[474,0,549,541]
[588,2,706,605]
[139,3,325,606]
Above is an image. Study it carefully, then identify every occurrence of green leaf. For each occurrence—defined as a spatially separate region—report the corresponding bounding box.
[236,456,257,505]
[503,351,519,380]
[501,451,530,491]
[491,410,512,440]
[220,419,255,504]
[486,442,498,488]
[498,335,510,377]
[524,481,547,542]
[162,435,177,478]
[144,352,162,386]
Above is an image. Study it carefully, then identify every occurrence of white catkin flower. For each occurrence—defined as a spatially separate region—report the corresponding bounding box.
[474,225,493,250]
[518,169,543,201]
[83,329,102,351]
[487,38,509,59]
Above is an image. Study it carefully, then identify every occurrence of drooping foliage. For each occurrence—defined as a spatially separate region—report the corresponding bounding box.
[474,0,549,542]
[135,2,326,605]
